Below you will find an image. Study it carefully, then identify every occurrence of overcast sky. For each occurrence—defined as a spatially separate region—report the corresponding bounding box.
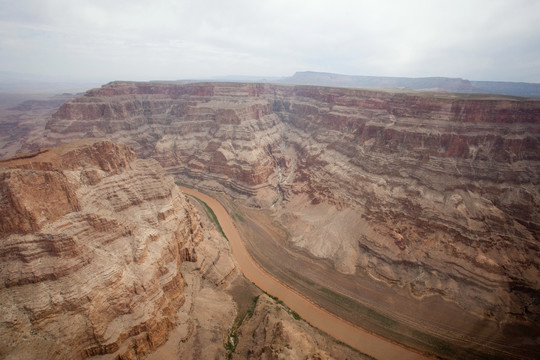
[1,0,539,83]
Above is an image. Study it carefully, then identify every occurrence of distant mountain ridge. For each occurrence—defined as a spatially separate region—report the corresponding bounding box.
[279,71,540,98]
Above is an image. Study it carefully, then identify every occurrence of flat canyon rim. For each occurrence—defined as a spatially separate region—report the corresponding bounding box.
[178,185,427,360]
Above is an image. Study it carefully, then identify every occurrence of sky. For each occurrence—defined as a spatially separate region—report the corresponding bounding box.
[1,0,539,83]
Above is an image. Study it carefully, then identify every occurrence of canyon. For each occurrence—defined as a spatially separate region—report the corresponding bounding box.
[0,138,372,359]
[179,185,423,360]
[1,80,539,358]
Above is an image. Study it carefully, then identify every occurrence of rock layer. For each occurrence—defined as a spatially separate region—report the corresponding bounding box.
[0,139,203,359]
[43,82,540,325]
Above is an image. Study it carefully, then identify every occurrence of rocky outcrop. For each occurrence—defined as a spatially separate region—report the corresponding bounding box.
[147,204,240,360]
[42,82,540,327]
[0,139,204,359]
[233,294,369,360]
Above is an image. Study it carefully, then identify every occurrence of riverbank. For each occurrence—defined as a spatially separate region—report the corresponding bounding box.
[178,186,428,360]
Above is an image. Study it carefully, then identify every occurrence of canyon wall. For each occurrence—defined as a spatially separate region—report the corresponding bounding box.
[0,137,379,360]
[43,82,540,326]
[0,139,205,359]
[44,82,286,195]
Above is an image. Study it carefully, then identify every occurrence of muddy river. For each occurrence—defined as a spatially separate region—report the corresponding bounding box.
[179,186,426,360]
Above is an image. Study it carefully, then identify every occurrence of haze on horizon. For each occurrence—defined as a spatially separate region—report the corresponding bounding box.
[1,0,539,84]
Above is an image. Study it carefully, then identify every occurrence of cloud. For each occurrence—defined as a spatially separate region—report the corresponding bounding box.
[1,0,539,82]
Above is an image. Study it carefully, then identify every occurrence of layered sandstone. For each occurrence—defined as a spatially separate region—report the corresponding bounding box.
[276,87,540,325]
[0,135,383,360]
[44,82,285,194]
[0,139,204,359]
[42,82,540,331]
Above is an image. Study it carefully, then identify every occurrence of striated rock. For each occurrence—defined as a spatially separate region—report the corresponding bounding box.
[0,134,374,360]
[42,82,540,328]
[0,139,204,359]
[43,82,286,195]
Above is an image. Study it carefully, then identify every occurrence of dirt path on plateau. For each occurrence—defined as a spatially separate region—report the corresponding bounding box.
[179,186,428,360]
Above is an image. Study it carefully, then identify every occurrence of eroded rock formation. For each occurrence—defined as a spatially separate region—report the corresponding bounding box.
[0,139,204,359]
[233,294,369,360]
[0,136,381,360]
[42,82,540,328]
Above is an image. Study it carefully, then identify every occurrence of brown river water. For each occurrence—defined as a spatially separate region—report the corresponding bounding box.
[179,186,428,360]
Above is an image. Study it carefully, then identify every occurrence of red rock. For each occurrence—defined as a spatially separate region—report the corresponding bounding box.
[0,139,203,359]
[40,82,540,329]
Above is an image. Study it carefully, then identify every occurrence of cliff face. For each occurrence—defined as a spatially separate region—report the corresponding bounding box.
[277,86,540,324]
[43,82,540,324]
[44,82,285,193]
[0,139,203,359]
